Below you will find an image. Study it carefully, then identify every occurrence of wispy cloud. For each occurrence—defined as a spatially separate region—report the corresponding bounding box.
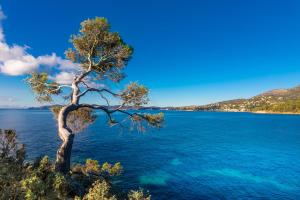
[0,6,78,83]
[0,95,17,103]
[0,96,19,108]
[49,71,75,85]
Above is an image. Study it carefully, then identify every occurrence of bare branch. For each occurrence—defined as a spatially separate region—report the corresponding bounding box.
[109,109,145,119]
[27,80,72,90]
[80,80,90,88]
[109,109,164,129]
[78,104,115,123]
[74,54,93,84]
[77,87,119,99]
[99,93,111,107]
[26,72,73,102]
[75,68,92,83]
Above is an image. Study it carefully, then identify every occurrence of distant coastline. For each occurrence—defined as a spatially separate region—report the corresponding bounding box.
[2,84,300,115]
[173,85,300,115]
[1,106,300,115]
[251,111,300,115]
[174,109,300,115]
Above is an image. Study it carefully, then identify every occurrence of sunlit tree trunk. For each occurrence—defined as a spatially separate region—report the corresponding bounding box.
[55,131,74,174]
[55,82,80,173]
[55,105,75,173]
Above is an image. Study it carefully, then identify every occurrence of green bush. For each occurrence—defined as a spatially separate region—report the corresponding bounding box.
[0,130,151,200]
[128,189,151,200]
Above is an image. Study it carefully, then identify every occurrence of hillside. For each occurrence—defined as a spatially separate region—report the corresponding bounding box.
[178,85,300,113]
[23,85,300,114]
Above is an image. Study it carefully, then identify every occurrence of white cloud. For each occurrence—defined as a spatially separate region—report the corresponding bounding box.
[58,58,80,71]
[50,72,106,87]
[1,56,38,75]
[0,6,78,78]
[37,53,59,66]
[51,71,75,84]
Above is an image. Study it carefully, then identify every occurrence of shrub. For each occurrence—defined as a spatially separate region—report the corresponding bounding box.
[128,189,151,200]
[80,180,117,200]
[0,129,151,199]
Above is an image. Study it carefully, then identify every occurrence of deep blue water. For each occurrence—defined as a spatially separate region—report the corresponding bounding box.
[0,110,300,200]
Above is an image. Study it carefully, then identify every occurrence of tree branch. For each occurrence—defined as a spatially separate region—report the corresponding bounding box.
[109,109,148,121]
[28,80,72,90]
[77,87,119,99]
[74,54,93,84]
[78,104,114,123]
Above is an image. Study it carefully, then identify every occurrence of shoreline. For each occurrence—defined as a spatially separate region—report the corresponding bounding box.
[177,109,300,115]
[205,110,300,115]
[251,111,300,115]
[1,108,300,115]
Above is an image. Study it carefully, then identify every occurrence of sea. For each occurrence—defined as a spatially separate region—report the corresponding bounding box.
[0,109,299,200]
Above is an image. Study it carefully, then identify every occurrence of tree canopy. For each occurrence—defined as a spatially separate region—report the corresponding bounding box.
[27,17,164,132]
[26,17,164,174]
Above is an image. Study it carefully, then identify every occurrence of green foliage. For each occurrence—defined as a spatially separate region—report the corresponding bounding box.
[26,72,61,102]
[252,99,300,113]
[1,151,125,199]
[1,130,151,200]
[51,106,97,133]
[0,129,25,199]
[51,105,62,117]
[0,129,25,162]
[81,180,117,200]
[75,159,123,177]
[128,189,151,200]
[26,17,164,137]
[66,17,133,83]
[21,15,162,198]
[0,131,70,199]
[101,162,123,176]
[121,82,149,107]
[85,159,101,174]
[37,156,52,174]
[53,173,69,199]
[130,112,164,132]
[143,113,164,128]
[21,174,47,200]
[20,155,70,200]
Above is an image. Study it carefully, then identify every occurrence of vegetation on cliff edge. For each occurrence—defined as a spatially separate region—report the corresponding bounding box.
[0,129,150,200]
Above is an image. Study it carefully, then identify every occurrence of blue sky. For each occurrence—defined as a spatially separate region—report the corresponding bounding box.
[1,0,300,107]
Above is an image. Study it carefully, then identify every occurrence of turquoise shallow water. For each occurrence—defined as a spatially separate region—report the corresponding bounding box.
[0,110,300,199]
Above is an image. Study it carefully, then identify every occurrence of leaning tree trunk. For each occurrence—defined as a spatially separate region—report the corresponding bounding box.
[55,105,76,174]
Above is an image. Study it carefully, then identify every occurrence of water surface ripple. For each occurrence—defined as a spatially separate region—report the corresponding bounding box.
[0,110,299,199]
